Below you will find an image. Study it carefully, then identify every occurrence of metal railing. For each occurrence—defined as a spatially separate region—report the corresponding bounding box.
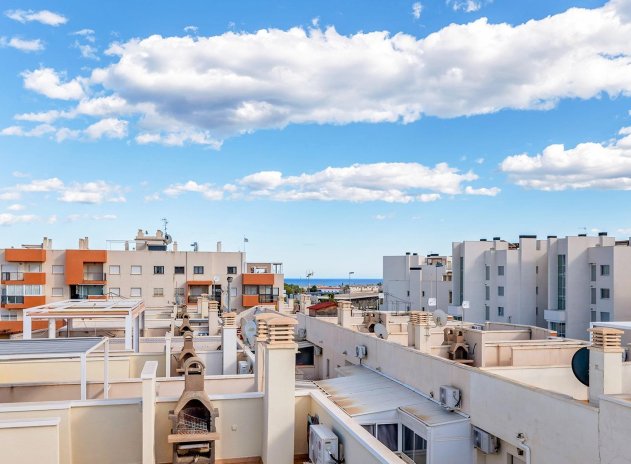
[259,295,279,304]
[83,272,106,281]
[1,272,24,281]
[1,296,24,304]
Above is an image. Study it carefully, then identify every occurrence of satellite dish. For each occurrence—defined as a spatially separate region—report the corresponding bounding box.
[374,323,388,340]
[165,234,172,244]
[243,320,257,347]
[433,309,448,327]
[571,346,590,386]
[428,297,437,307]
[462,300,470,309]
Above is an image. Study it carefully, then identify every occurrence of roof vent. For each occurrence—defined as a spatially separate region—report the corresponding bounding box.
[547,235,557,239]
[519,234,537,239]
[493,236,501,241]
[480,238,487,241]
[589,327,623,352]
[579,233,587,237]
[266,316,298,345]
[221,312,236,328]
[598,232,608,237]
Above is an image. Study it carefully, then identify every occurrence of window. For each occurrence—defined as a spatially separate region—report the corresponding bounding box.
[485,286,490,301]
[536,286,539,295]
[498,306,505,317]
[449,290,452,304]
[600,312,611,322]
[153,266,164,275]
[590,264,596,282]
[600,265,610,276]
[536,265,539,274]
[153,288,164,297]
[591,287,597,305]
[193,266,204,274]
[227,266,237,274]
[485,305,490,320]
[557,254,566,310]
[174,266,185,274]
[131,265,142,275]
[601,288,610,299]
[591,311,597,322]
[52,265,64,274]
[52,287,63,297]
[498,265,505,276]
[243,285,258,295]
[376,424,398,451]
[551,321,566,338]
[498,286,504,297]
[175,287,185,296]
[130,287,142,297]
[296,346,315,366]
[27,263,41,272]
[110,287,121,297]
[485,265,490,280]
[230,287,237,297]
[403,425,427,463]
[421,290,425,297]
[109,265,120,275]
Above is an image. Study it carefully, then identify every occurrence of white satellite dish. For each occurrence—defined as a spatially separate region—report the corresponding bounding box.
[428,297,437,307]
[243,320,257,347]
[462,300,470,309]
[374,323,389,340]
[433,309,448,327]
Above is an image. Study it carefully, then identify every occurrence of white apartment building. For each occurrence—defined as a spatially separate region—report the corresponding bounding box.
[452,236,548,325]
[0,229,284,318]
[381,253,452,312]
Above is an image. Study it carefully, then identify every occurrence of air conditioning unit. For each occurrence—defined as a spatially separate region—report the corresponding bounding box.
[314,345,322,356]
[309,425,339,464]
[355,345,367,359]
[238,361,249,375]
[473,426,499,454]
[439,385,461,409]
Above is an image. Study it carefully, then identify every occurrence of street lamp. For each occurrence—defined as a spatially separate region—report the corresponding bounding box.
[227,276,233,313]
[348,271,354,293]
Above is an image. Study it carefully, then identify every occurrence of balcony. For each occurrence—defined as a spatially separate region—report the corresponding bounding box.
[544,309,566,323]
[1,272,24,281]
[83,272,106,282]
[1,296,24,305]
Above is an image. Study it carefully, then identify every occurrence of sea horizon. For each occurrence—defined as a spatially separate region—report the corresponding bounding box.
[285,278,382,287]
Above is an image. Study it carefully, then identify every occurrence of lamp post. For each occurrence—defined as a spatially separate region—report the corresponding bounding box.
[348,271,354,294]
[227,276,233,313]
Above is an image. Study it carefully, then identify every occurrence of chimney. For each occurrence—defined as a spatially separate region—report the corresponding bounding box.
[172,241,178,252]
[254,313,277,392]
[208,300,220,336]
[412,312,433,352]
[84,236,89,249]
[124,241,130,251]
[588,327,624,405]
[221,312,237,375]
[262,316,298,464]
[408,311,420,347]
[337,300,352,328]
[216,241,222,252]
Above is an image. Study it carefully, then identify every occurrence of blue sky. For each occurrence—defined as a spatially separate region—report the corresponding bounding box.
[1,0,631,277]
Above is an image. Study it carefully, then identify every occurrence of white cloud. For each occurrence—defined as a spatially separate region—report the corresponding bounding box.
[14,110,63,123]
[59,181,126,203]
[0,214,37,226]
[374,214,387,220]
[0,192,20,201]
[475,157,485,164]
[74,41,99,60]
[0,37,44,52]
[13,2,631,145]
[15,178,64,192]
[47,215,58,224]
[55,127,81,142]
[12,171,29,178]
[163,181,224,200]
[184,25,198,34]
[1,124,55,137]
[22,68,85,100]
[84,118,127,139]
[463,186,500,196]
[500,126,631,191]
[144,192,161,202]
[412,2,423,19]
[237,162,495,203]
[447,0,483,13]
[7,204,25,211]
[5,9,67,26]
[71,29,95,42]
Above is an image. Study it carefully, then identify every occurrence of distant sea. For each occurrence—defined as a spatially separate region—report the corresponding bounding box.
[286,278,381,288]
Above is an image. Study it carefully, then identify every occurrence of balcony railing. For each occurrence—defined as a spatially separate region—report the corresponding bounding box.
[84,272,106,281]
[1,296,25,304]
[259,295,279,304]
[1,272,24,281]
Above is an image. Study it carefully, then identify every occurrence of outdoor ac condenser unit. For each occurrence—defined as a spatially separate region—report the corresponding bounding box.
[473,426,500,454]
[355,344,367,359]
[238,361,249,375]
[309,424,339,464]
[439,385,461,409]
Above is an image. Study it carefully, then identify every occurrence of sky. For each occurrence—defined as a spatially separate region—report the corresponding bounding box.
[1,0,631,277]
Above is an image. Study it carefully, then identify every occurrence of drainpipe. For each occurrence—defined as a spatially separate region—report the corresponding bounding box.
[516,433,531,464]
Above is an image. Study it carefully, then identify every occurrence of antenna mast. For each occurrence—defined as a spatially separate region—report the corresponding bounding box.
[162,217,168,235]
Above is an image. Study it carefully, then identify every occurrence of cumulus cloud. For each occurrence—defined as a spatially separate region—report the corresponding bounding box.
[0,124,55,137]
[71,29,95,41]
[0,37,44,52]
[84,118,128,139]
[74,41,99,60]
[12,171,30,178]
[5,9,67,26]
[22,68,84,100]
[233,162,496,203]
[500,126,631,190]
[6,177,126,203]
[6,204,25,211]
[163,181,224,200]
[0,192,21,201]
[0,214,37,226]
[412,2,423,19]
[184,25,198,34]
[12,1,631,146]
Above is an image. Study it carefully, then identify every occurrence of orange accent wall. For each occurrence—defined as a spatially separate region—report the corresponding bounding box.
[242,295,260,307]
[4,248,46,262]
[23,272,46,285]
[3,295,46,310]
[65,249,107,285]
[242,273,275,285]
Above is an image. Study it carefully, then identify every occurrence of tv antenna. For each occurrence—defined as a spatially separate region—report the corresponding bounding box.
[162,217,168,235]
